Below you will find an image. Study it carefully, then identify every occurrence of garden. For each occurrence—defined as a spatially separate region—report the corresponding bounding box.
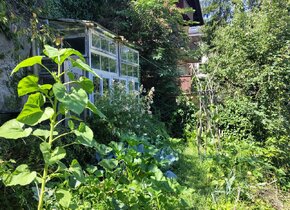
[0,0,289,209]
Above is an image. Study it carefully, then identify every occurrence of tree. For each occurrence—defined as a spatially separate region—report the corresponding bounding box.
[200,0,290,181]
[45,0,190,126]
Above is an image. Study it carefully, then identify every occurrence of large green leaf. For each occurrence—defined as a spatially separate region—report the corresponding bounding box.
[17,75,39,96]
[43,45,84,65]
[17,93,53,126]
[69,159,85,183]
[17,103,43,125]
[149,164,163,181]
[98,159,118,171]
[3,164,37,186]
[11,56,43,75]
[56,189,72,208]
[37,107,54,123]
[40,142,66,166]
[33,129,58,140]
[86,101,106,119]
[59,48,84,64]
[94,142,112,156]
[69,58,99,77]
[74,122,96,147]
[0,119,32,139]
[53,83,88,115]
[39,84,52,92]
[78,76,94,93]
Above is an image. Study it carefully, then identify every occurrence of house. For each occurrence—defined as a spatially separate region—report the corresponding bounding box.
[176,0,204,94]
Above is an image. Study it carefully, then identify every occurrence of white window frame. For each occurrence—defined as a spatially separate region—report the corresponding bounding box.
[88,29,140,103]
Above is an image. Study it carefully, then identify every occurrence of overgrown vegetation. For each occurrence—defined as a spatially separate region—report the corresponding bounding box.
[0,0,289,209]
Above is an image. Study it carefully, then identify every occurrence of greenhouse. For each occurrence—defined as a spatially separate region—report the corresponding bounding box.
[39,18,140,103]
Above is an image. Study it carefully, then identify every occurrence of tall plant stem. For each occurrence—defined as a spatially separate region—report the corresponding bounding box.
[38,163,48,210]
[38,97,57,210]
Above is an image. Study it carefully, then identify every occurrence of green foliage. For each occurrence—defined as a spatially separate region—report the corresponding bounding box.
[88,84,169,144]
[0,45,103,209]
[171,94,197,137]
[45,0,190,127]
[202,0,290,181]
[67,136,194,209]
[175,0,290,208]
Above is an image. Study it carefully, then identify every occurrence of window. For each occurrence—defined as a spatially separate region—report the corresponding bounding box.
[93,77,101,100]
[90,31,139,102]
[103,78,110,95]
[120,45,139,77]
[91,53,100,70]
[92,33,117,56]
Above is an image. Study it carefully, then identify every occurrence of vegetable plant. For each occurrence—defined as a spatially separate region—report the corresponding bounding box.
[0,45,104,209]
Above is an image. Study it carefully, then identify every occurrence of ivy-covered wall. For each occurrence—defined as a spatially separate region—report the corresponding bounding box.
[0,29,31,116]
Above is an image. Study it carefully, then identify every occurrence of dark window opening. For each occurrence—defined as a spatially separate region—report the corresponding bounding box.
[63,37,86,55]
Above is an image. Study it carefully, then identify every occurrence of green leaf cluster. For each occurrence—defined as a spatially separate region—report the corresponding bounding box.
[0,44,104,209]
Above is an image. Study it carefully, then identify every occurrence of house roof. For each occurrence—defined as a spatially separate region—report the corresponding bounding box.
[177,0,204,26]
[39,18,140,49]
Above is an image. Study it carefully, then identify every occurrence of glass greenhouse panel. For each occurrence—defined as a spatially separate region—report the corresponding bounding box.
[101,38,109,52]
[101,56,109,72]
[92,34,101,49]
[103,78,110,94]
[93,77,101,100]
[109,58,117,73]
[91,53,100,70]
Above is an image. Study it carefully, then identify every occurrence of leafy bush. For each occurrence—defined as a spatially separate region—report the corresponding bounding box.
[88,84,169,144]
[64,136,194,209]
[0,45,104,209]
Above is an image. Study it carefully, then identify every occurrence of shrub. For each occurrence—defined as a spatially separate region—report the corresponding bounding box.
[88,84,169,144]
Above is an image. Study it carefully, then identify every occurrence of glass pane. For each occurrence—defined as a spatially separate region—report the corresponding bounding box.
[101,38,108,52]
[103,78,110,95]
[101,56,109,71]
[133,66,139,77]
[109,58,117,73]
[92,34,101,49]
[127,65,133,76]
[133,52,138,63]
[121,63,127,75]
[91,53,100,70]
[93,77,101,100]
[121,47,128,60]
[109,41,116,55]
[128,51,134,62]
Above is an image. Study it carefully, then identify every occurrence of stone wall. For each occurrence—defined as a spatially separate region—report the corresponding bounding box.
[0,33,31,115]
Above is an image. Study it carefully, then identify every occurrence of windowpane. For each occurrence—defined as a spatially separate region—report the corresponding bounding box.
[128,51,134,62]
[101,38,108,52]
[121,63,127,75]
[92,34,101,49]
[133,52,138,63]
[103,78,110,95]
[127,65,133,76]
[91,53,100,70]
[93,77,101,100]
[109,58,117,73]
[133,66,139,77]
[101,56,109,71]
[121,47,128,60]
[109,41,116,55]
